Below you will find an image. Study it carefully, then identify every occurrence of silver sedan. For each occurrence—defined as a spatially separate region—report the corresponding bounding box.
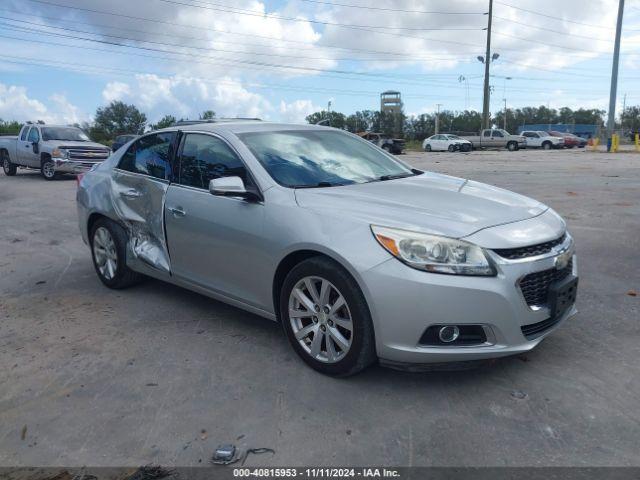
[77,121,578,376]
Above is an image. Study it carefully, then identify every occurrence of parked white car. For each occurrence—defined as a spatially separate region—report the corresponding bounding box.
[422,134,472,152]
[520,131,564,150]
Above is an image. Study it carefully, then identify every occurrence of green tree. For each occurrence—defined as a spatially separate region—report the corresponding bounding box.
[151,114,177,130]
[200,110,216,120]
[91,101,147,143]
[305,110,347,129]
[0,119,22,135]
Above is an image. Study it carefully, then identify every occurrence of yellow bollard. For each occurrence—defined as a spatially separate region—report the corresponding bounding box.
[590,137,600,151]
[612,134,619,153]
[636,133,639,152]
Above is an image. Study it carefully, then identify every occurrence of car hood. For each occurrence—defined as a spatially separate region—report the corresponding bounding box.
[295,172,548,239]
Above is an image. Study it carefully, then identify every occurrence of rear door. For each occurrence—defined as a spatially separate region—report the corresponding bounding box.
[111,132,176,274]
[164,132,266,308]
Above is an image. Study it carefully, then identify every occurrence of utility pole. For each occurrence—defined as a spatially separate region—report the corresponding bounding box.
[482,0,493,130]
[503,98,507,130]
[607,0,625,136]
[435,103,443,134]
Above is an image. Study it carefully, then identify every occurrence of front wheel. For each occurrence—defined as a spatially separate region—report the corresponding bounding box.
[2,152,17,176]
[425,144,432,152]
[542,141,552,150]
[280,257,376,376]
[448,144,456,152]
[41,157,57,180]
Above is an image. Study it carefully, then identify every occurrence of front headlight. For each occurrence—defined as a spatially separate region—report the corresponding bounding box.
[371,225,496,276]
[51,148,69,159]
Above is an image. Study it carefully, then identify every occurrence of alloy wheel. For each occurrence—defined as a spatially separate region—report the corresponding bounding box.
[288,276,353,363]
[42,161,56,179]
[93,227,118,280]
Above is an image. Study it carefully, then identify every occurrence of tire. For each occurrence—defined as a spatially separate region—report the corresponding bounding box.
[1,151,17,176]
[382,144,392,153]
[90,218,143,289]
[507,141,517,151]
[542,141,552,150]
[448,144,456,152]
[461,144,472,153]
[40,156,57,180]
[279,257,376,376]
[425,144,432,152]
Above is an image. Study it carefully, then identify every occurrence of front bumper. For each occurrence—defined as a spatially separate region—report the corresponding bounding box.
[53,158,103,174]
[361,243,578,364]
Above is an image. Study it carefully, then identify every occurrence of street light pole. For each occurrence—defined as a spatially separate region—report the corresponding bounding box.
[607,0,625,136]
[435,103,443,134]
[482,0,493,130]
[503,98,507,130]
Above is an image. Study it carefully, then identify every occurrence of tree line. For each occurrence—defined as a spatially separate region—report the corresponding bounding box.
[2,100,639,144]
[306,106,610,140]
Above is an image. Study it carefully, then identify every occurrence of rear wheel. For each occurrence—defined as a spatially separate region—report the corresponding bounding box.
[90,218,143,289]
[507,141,518,151]
[280,257,376,376]
[40,157,57,180]
[2,151,17,176]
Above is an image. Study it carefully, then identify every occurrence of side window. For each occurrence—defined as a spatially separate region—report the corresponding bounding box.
[27,127,40,143]
[483,130,491,138]
[178,134,247,190]
[20,127,29,141]
[118,132,175,179]
[493,130,504,138]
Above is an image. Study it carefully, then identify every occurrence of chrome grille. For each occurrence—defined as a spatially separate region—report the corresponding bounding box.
[63,147,110,162]
[494,234,566,260]
[519,259,573,308]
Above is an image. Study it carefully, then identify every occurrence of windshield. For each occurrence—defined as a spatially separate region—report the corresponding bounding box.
[446,135,462,140]
[237,130,414,188]
[537,131,549,136]
[41,127,90,142]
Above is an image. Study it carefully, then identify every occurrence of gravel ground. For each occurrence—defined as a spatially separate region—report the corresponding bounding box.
[0,147,638,467]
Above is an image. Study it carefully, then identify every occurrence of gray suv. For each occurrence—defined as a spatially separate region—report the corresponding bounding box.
[77,122,578,376]
[0,124,110,180]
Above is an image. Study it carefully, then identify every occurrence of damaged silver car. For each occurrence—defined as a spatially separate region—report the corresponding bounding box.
[77,121,578,376]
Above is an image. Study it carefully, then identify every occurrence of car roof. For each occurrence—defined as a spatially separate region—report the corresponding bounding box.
[155,121,339,135]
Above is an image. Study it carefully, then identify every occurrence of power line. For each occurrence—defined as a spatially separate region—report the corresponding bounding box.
[0,16,477,64]
[492,15,614,42]
[493,30,615,54]
[297,0,486,15]
[496,0,619,30]
[154,0,486,32]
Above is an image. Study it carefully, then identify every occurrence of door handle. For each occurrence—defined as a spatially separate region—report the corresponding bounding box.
[120,189,142,199]
[168,206,186,217]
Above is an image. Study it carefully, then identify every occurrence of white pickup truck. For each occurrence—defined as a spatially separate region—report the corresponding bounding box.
[460,129,526,151]
[0,124,110,180]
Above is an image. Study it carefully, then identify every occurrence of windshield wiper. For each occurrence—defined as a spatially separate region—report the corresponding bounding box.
[293,181,346,188]
[377,172,416,181]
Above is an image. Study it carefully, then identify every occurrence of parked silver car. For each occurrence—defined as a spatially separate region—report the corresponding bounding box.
[77,121,578,376]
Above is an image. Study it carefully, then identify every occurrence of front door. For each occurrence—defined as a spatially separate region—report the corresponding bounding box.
[164,132,266,309]
[19,127,40,167]
[111,132,175,274]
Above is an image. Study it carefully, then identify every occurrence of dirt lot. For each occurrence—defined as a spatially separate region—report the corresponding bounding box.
[0,148,638,467]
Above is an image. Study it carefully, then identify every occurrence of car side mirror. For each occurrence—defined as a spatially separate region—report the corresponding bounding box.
[209,176,260,201]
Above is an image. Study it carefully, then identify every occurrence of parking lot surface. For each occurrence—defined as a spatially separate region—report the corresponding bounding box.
[1,148,638,467]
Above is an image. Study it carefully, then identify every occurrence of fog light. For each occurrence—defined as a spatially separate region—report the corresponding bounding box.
[438,325,460,343]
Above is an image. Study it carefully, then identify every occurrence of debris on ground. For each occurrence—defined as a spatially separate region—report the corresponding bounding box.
[211,444,275,466]
[200,429,208,441]
[35,281,46,285]
[511,390,528,400]
[20,425,27,440]
[626,290,637,297]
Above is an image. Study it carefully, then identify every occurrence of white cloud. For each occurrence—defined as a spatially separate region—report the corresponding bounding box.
[0,83,86,124]
[102,74,272,122]
[279,99,321,123]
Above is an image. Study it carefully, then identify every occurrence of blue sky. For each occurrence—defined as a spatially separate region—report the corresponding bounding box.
[1,0,640,126]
